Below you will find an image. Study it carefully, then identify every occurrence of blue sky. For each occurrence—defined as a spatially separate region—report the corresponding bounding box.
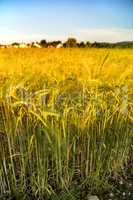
[0,0,133,43]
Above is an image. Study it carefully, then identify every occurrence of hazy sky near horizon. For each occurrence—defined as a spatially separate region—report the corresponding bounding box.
[0,0,133,43]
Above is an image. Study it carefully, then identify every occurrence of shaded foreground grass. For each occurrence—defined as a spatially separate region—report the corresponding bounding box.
[0,48,133,199]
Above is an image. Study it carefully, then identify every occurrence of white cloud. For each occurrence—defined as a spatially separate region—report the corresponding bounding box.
[0,28,133,43]
[0,29,47,44]
[0,28,67,44]
[75,28,133,42]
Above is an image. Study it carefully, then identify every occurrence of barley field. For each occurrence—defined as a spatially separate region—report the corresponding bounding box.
[0,48,133,199]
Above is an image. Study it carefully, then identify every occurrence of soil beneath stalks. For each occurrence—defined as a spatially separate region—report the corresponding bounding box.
[0,162,132,200]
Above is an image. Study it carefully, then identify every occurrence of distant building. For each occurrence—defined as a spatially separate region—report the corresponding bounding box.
[56,43,63,48]
[11,43,28,48]
[19,43,28,48]
[0,45,7,49]
[13,45,19,48]
[47,45,54,48]
[11,43,19,48]
[32,42,41,48]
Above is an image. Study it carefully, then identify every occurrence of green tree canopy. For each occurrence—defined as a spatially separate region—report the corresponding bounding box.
[65,38,77,48]
[40,40,47,47]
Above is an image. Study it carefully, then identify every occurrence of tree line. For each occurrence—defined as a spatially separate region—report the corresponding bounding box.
[40,38,133,48]
[10,38,133,48]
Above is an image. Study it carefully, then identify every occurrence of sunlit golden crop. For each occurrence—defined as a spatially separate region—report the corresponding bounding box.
[0,48,132,198]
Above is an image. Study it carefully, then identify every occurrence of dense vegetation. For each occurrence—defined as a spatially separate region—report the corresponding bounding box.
[1,38,133,49]
[63,38,133,48]
[0,48,132,199]
[32,38,133,48]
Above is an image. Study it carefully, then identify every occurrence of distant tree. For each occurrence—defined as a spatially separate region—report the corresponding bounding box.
[91,42,98,48]
[91,42,107,48]
[12,42,19,46]
[40,40,47,47]
[65,38,77,48]
[50,41,62,47]
[91,42,114,48]
[86,41,91,47]
[78,41,86,48]
[63,42,67,48]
